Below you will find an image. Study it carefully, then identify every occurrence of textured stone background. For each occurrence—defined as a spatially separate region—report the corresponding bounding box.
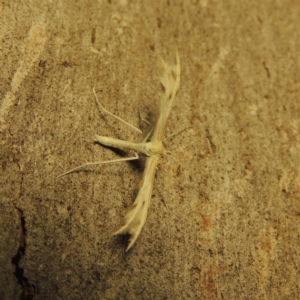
[1,0,300,299]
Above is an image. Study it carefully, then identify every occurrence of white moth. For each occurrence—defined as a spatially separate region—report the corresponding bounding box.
[59,52,180,251]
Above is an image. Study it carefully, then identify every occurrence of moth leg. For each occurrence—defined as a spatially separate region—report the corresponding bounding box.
[142,127,154,143]
[138,107,152,126]
[163,127,192,142]
[57,153,139,178]
[137,108,155,143]
[93,87,142,134]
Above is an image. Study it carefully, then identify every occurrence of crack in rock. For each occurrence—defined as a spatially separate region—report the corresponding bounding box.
[11,205,36,300]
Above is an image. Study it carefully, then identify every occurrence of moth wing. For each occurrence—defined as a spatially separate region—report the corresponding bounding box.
[153,51,181,141]
[114,155,159,251]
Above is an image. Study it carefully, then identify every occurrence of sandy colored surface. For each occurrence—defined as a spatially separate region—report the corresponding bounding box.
[1,0,300,299]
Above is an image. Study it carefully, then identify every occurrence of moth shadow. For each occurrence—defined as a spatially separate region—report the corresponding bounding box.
[112,233,132,253]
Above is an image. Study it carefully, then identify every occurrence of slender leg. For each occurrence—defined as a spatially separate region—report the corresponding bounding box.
[163,127,192,142]
[93,87,142,134]
[142,127,154,143]
[138,108,152,126]
[57,153,139,178]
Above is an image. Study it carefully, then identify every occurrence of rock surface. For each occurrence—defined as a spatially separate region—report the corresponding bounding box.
[1,1,299,299]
